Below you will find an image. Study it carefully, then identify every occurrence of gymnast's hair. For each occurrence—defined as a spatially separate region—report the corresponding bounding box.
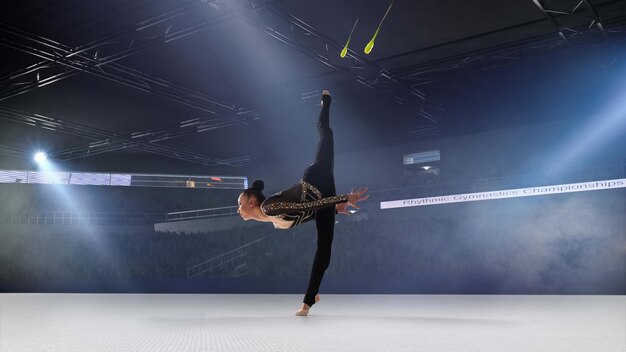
[243,179,266,205]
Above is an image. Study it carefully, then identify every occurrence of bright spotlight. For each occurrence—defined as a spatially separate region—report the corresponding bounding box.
[422,165,432,171]
[34,152,47,163]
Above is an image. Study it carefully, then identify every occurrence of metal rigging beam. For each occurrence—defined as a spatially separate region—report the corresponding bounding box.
[229,1,445,125]
[0,144,28,159]
[50,116,244,162]
[0,1,276,165]
[0,106,250,167]
[531,0,617,52]
[0,0,269,121]
[296,12,626,104]
[387,15,626,87]
[259,0,625,106]
[0,22,248,163]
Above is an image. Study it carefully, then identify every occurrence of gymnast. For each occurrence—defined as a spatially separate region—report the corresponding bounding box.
[237,90,369,316]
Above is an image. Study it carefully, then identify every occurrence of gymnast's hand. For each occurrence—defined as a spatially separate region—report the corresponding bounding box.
[338,187,369,214]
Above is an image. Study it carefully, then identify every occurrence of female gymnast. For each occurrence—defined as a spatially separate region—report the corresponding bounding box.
[237,90,369,316]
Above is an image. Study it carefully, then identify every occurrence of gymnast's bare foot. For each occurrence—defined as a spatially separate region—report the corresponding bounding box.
[295,294,320,316]
[321,90,330,106]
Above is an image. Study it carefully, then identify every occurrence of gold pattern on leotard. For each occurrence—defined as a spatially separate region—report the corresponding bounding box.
[261,180,348,225]
[262,194,348,215]
[301,181,322,199]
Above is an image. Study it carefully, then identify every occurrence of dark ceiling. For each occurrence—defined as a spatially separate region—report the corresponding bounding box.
[1,0,625,173]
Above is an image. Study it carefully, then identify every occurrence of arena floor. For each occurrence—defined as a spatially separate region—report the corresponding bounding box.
[1,294,624,352]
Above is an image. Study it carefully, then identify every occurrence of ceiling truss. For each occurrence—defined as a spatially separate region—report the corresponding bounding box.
[0,105,249,167]
[0,0,624,163]
[0,0,280,165]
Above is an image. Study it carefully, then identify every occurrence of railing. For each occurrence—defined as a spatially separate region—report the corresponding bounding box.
[0,211,164,226]
[166,206,239,222]
[187,233,275,278]
[0,205,246,227]
[0,168,248,189]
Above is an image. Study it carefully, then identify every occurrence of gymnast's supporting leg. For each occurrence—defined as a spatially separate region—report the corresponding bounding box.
[302,205,335,308]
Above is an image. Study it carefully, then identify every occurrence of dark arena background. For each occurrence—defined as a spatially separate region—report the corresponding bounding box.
[1,1,625,351]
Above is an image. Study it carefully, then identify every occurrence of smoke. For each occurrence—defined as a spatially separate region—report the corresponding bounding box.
[453,189,626,293]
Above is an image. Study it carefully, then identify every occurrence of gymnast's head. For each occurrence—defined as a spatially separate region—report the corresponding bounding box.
[237,179,267,221]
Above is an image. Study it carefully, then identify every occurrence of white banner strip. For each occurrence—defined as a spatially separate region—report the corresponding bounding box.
[380,178,626,209]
